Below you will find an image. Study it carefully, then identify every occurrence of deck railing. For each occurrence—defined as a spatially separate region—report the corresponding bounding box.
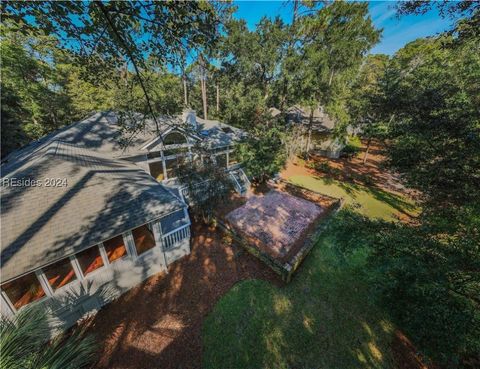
[162,224,191,250]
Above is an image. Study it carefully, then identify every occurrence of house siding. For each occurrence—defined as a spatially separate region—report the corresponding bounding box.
[0,217,191,330]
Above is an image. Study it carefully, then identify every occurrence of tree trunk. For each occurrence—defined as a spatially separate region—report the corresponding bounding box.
[328,68,335,87]
[292,0,299,24]
[306,108,314,154]
[216,83,220,113]
[363,137,372,165]
[201,78,208,119]
[183,74,188,107]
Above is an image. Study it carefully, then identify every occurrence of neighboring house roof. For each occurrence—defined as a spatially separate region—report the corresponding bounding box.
[268,107,282,117]
[285,105,335,132]
[1,141,184,282]
[317,138,345,152]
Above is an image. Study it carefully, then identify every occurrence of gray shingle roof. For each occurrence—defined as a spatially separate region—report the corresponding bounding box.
[0,111,244,282]
[285,105,335,132]
[1,141,184,281]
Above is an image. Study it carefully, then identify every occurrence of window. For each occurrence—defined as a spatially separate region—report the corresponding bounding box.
[148,161,164,181]
[76,246,104,276]
[229,149,240,165]
[132,224,156,255]
[164,132,187,145]
[103,235,127,263]
[216,153,227,168]
[1,273,45,309]
[43,258,77,291]
[163,146,188,157]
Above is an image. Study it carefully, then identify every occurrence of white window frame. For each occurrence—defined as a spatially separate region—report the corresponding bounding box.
[1,271,50,313]
[73,245,109,280]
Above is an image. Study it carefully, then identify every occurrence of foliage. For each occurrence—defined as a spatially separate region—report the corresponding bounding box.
[290,1,381,130]
[365,7,480,366]
[0,306,96,369]
[383,35,480,209]
[1,1,231,154]
[203,209,397,369]
[176,154,233,223]
[342,135,362,158]
[348,54,390,140]
[369,211,480,366]
[237,125,286,182]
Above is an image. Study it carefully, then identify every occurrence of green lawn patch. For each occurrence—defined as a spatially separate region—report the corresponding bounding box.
[202,175,419,368]
[289,174,418,221]
[203,217,396,369]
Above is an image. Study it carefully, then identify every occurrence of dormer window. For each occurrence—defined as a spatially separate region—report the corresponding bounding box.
[164,132,187,146]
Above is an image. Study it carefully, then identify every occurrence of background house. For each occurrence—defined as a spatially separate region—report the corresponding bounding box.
[270,105,345,158]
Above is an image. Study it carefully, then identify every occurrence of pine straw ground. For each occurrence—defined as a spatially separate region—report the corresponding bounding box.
[84,222,430,369]
[83,141,429,369]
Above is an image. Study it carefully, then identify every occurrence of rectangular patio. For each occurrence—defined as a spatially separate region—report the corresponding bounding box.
[224,184,341,281]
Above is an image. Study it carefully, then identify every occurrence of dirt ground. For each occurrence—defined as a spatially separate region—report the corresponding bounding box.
[282,140,417,198]
[85,221,280,369]
[83,141,430,369]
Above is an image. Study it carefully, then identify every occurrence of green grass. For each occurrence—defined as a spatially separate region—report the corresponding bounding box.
[289,174,418,221]
[202,175,418,368]
[203,221,396,369]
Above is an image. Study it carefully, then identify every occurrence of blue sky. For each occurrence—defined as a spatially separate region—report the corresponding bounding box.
[233,1,457,55]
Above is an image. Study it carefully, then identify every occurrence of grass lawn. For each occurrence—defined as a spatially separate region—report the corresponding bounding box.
[202,175,419,368]
[203,220,396,369]
[289,174,418,221]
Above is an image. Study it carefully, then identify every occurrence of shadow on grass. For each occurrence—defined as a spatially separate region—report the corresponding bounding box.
[202,211,397,369]
[308,175,419,220]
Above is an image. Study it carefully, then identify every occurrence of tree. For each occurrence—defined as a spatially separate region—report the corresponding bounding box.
[364,7,480,366]
[383,35,480,208]
[2,1,231,137]
[348,54,390,164]
[237,123,286,182]
[0,306,96,369]
[176,151,233,223]
[289,1,381,153]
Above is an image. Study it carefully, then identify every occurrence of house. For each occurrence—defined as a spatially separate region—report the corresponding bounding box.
[272,105,345,158]
[0,110,248,326]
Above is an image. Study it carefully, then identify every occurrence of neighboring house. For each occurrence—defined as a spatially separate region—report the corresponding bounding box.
[271,105,345,158]
[0,110,248,326]
[285,105,335,135]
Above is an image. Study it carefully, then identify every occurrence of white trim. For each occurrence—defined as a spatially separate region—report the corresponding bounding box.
[35,270,54,297]
[1,290,17,315]
[69,255,85,281]
[123,231,138,258]
[152,221,168,271]
[98,243,110,266]
[161,223,191,238]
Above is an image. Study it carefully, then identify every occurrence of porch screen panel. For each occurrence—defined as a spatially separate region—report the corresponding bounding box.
[160,210,188,234]
[103,235,127,263]
[229,149,240,165]
[43,258,77,290]
[1,273,45,309]
[76,246,104,276]
[216,153,227,168]
[132,224,156,255]
[148,161,164,181]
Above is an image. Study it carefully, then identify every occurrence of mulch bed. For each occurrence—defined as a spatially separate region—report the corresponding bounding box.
[84,221,280,369]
